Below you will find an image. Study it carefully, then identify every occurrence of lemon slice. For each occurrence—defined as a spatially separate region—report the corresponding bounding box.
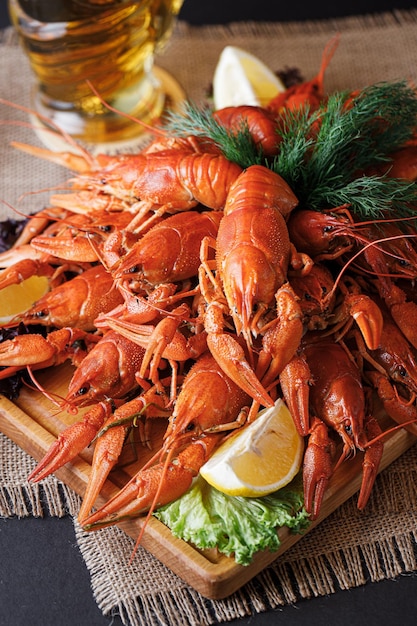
[213,46,286,110]
[0,275,50,325]
[200,399,304,497]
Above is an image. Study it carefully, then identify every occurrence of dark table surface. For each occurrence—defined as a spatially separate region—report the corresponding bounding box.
[2,2,417,625]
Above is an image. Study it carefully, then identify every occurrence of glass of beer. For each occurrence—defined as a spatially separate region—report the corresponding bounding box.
[8,0,185,146]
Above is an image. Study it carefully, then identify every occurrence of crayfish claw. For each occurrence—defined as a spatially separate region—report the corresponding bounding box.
[0,334,56,367]
[28,402,112,483]
[303,418,335,520]
[82,433,223,530]
[279,353,312,437]
[10,141,95,173]
[81,457,194,530]
[357,415,384,511]
[207,332,274,408]
[344,293,384,351]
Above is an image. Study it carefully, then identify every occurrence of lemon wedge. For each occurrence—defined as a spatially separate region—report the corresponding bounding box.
[0,275,50,325]
[200,399,304,497]
[213,46,286,110]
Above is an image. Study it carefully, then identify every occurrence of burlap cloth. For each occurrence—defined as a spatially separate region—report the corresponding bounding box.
[2,10,417,626]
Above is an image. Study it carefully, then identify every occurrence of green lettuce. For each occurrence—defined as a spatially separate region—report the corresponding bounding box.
[154,473,310,566]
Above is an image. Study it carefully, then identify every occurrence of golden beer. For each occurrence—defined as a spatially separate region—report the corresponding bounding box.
[8,0,184,143]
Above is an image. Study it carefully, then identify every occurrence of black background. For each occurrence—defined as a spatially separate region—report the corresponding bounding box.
[2,1,417,27]
[1,2,417,625]
[179,0,417,23]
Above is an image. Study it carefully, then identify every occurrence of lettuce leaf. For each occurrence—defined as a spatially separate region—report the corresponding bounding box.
[154,473,310,566]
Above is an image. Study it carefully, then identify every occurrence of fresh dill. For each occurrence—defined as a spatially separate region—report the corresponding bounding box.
[163,82,417,219]
[308,176,417,219]
[273,81,417,218]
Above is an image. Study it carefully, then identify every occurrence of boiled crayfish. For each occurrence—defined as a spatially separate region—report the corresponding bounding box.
[2,37,417,547]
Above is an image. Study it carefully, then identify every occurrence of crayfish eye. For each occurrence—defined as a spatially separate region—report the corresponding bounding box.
[99,224,112,233]
[72,338,87,350]
[34,310,48,318]
[185,422,195,432]
[128,265,139,274]
[398,366,407,378]
[76,385,90,396]
[303,292,312,301]
[344,423,353,436]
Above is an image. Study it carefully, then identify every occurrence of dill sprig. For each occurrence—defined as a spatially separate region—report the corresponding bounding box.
[163,101,264,168]
[309,176,417,219]
[356,81,417,154]
[272,81,417,218]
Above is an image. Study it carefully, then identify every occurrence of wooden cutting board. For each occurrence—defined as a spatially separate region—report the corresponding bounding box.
[0,362,415,599]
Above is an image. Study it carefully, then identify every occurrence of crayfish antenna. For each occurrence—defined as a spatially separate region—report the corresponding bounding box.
[0,96,96,170]
[316,33,341,88]
[24,368,70,410]
[0,198,31,223]
[85,80,167,138]
[129,447,176,563]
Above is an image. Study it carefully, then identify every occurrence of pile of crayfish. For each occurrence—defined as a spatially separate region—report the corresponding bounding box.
[2,36,417,539]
